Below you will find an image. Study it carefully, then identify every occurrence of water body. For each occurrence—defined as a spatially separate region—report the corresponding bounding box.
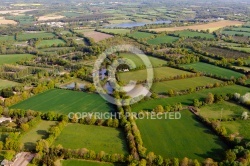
[105,20,171,28]
[64,82,85,90]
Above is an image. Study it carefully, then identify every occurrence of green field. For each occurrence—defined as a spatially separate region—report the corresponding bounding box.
[0,79,20,90]
[221,120,250,139]
[0,35,14,41]
[36,39,66,48]
[21,121,57,150]
[119,53,167,67]
[17,32,56,41]
[222,30,250,37]
[61,160,123,166]
[0,54,34,65]
[199,101,249,119]
[53,124,128,154]
[11,89,114,114]
[99,29,130,35]
[147,35,179,45]
[128,31,155,39]
[230,47,250,53]
[230,27,250,33]
[152,76,222,93]
[132,85,249,112]
[137,110,227,161]
[181,62,244,79]
[118,66,191,84]
[174,30,215,39]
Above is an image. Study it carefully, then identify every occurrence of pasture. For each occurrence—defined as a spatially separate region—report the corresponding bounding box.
[132,85,249,112]
[0,54,34,65]
[21,121,57,150]
[222,30,250,37]
[0,35,14,41]
[148,20,243,32]
[230,47,250,53]
[137,110,227,160]
[181,62,244,79]
[98,29,130,35]
[221,120,250,140]
[230,27,250,33]
[53,124,128,154]
[128,31,155,39]
[118,66,191,84]
[16,32,55,41]
[0,79,20,90]
[36,39,66,48]
[174,30,215,39]
[199,101,249,120]
[61,160,123,166]
[11,89,114,114]
[83,31,113,42]
[147,35,179,45]
[119,53,167,67]
[151,76,222,93]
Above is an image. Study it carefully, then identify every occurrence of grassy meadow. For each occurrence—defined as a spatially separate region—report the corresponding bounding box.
[181,62,244,79]
[0,54,34,65]
[137,110,227,160]
[11,89,114,114]
[53,124,128,154]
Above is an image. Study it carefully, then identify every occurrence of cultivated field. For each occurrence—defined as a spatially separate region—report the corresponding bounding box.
[119,53,167,67]
[199,101,248,119]
[147,35,179,45]
[128,31,155,39]
[118,66,191,84]
[0,17,17,25]
[174,30,215,39]
[61,160,122,166]
[137,110,227,160]
[148,20,243,32]
[17,32,55,41]
[11,89,114,114]
[53,124,128,154]
[151,76,222,93]
[0,79,20,90]
[222,30,250,37]
[0,54,34,65]
[181,62,244,79]
[132,85,249,112]
[36,39,66,48]
[38,15,65,21]
[98,29,130,35]
[83,31,113,42]
[21,121,57,150]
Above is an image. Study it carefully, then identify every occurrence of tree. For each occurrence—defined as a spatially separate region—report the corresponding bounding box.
[225,150,236,163]
[193,99,202,107]
[173,158,179,166]
[4,150,15,161]
[242,112,249,120]
[0,141,3,151]
[205,93,214,104]
[154,105,164,113]
[36,139,49,153]
[181,157,189,166]
[20,123,29,132]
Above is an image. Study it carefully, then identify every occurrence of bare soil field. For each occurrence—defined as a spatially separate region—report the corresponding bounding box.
[83,31,113,42]
[0,9,35,15]
[38,15,65,21]
[0,17,17,25]
[148,20,244,32]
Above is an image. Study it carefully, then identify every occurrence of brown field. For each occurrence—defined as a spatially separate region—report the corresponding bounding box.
[83,31,113,42]
[0,17,17,25]
[0,9,35,15]
[38,15,65,21]
[148,20,244,32]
